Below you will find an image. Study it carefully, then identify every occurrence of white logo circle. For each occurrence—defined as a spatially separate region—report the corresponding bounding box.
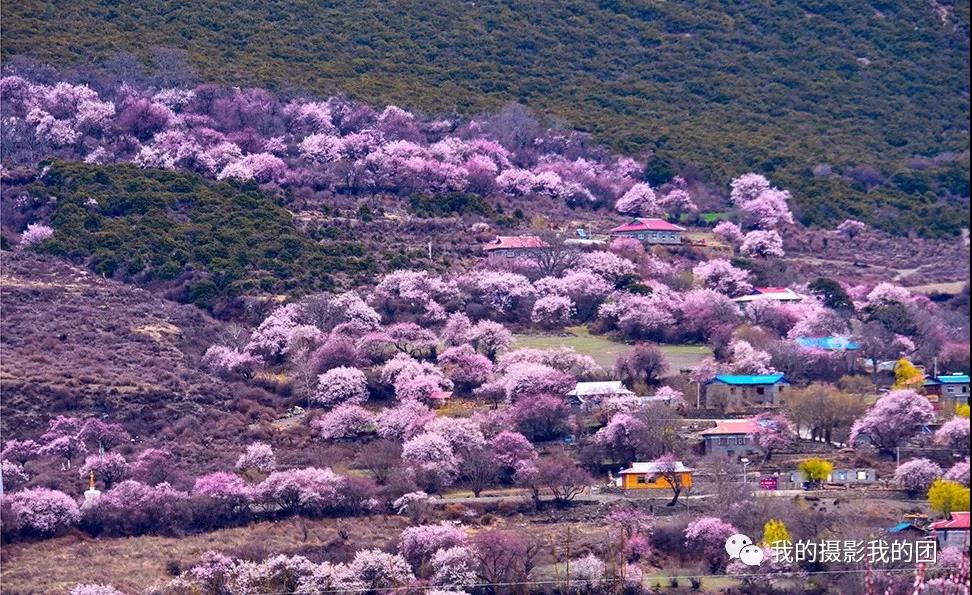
[738,544,765,567]
[725,533,753,559]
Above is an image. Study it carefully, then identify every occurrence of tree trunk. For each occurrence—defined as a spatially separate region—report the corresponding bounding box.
[667,486,681,507]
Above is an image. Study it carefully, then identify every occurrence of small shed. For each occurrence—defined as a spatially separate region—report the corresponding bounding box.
[566,381,635,410]
[888,521,927,541]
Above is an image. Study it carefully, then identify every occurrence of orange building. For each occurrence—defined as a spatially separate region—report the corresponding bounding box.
[619,461,693,490]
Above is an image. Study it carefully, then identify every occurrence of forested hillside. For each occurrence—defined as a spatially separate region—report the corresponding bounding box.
[2,0,969,235]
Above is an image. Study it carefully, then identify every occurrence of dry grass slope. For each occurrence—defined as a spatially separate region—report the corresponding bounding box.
[0,251,281,473]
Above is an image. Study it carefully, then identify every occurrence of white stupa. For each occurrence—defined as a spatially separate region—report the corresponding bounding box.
[83,471,101,505]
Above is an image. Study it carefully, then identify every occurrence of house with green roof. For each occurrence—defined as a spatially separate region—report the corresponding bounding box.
[704,373,790,409]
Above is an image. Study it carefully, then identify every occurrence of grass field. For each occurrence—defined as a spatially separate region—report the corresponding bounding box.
[513,326,712,373]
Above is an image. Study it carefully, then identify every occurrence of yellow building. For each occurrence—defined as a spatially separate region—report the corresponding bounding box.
[619,461,693,490]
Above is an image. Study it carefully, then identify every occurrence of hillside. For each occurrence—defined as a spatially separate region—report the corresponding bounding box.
[12,162,378,311]
[2,0,970,235]
[0,251,290,474]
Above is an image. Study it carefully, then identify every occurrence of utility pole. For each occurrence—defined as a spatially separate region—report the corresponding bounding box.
[565,525,571,592]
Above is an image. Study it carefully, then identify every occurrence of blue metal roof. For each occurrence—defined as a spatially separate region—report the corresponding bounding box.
[938,374,970,384]
[924,374,970,386]
[796,336,860,351]
[889,522,923,534]
[710,373,787,385]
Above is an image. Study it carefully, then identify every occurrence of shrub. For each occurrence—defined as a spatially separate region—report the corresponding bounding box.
[928,479,971,517]
[398,522,467,568]
[7,488,81,536]
[313,366,369,407]
[236,442,276,474]
[84,480,191,536]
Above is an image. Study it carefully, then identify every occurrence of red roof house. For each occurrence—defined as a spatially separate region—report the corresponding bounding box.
[699,419,762,436]
[429,390,454,407]
[483,235,550,256]
[929,512,970,549]
[609,218,686,245]
[699,419,763,458]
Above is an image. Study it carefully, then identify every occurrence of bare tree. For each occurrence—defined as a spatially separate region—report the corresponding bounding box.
[526,234,580,277]
[852,320,898,384]
[353,439,402,485]
[463,447,499,497]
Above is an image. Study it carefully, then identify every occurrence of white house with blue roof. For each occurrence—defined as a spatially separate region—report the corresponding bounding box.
[705,373,790,409]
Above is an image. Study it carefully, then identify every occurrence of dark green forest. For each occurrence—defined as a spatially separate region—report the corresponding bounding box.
[32,163,374,308]
[2,0,970,234]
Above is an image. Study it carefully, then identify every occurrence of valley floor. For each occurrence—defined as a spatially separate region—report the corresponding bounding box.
[0,493,927,593]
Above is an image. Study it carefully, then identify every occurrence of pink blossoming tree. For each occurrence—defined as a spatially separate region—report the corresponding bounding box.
[314,366,369,407]
[895,458,943,498]
[849,389,935,454]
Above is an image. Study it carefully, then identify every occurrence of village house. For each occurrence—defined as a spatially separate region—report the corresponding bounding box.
[566,380,635,410]
[705,373,790,409]
[929,512,970,550]
[923,373,970,407]
[795,336,860,352]
[785,467,877,487]
[618,461,693,490]
[429,389,453,408]
[732,287,804,305]
[699,419,762,458]
[609,218,685,245]
[482,235,550,258]
[887,520,928,542]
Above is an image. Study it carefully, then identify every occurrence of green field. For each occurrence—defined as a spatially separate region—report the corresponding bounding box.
[513,326,712,373]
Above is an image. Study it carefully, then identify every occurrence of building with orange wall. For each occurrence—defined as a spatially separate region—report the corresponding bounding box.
[619,461,693,490]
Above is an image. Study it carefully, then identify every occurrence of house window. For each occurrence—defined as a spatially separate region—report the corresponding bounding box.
[836,472,846,481]
[719,437,728,445]
[857,471,868,481]
[756,387,766,395]
[636,475,647,484]
[730,387,736,395]
[946,386,956,394]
